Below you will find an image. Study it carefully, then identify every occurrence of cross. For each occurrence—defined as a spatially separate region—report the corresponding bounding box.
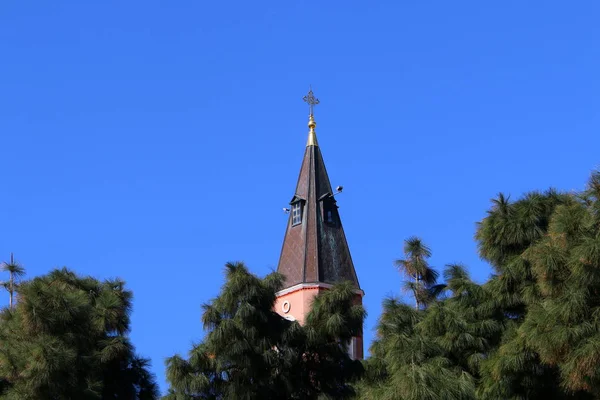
[303,87,320,116]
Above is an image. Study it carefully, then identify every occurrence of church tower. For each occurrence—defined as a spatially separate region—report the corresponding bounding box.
[274,89,364,360]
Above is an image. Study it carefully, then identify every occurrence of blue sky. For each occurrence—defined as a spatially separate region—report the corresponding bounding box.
[1,0,599,394]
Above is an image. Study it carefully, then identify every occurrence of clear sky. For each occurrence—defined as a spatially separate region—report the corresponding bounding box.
[1,0,599,394]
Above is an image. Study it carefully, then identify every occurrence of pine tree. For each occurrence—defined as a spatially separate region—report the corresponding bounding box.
[475,187,592,399]
[358,297,476,400]
[164,261,365,399]
[0,268,158,399]
[516,172,600,396]
[360,172,600,399]
[359,241,477,400]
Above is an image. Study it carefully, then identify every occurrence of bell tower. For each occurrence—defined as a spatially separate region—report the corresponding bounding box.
[274,89,364,359]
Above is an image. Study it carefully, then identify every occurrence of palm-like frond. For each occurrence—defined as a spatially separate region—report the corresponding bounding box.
[1,261,25,278]
[394,237,441,309]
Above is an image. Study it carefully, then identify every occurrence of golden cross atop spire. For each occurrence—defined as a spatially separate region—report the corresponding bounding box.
[303,87,319,147]
[303,86,320,116]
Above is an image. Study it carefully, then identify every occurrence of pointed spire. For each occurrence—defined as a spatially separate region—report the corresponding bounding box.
[276,89,360,290]
[303,87,320,147]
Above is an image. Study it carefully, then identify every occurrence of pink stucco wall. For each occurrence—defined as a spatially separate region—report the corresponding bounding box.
[274,286,325,325]
[274,285,364,360]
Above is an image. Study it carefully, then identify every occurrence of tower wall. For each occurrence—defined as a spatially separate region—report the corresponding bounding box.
[274,283,364,360]
[274,284,325,325]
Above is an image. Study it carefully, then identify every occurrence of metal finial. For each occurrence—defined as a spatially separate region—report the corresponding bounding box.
[302,86,320,116]
[302,87,320,147]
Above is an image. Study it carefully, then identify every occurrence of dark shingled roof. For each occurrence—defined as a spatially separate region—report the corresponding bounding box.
[276,121,360,290]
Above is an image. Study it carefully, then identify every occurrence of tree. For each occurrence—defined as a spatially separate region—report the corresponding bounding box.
[420,264,502,379]
[474,185,599,399]
[394,237,443,309]
[358,297,476,400]
[515,172,600,396]
[164,261,365,399]
[304,280,367,398]
[0,253,25,309]
[359,242,478,400]
[0,267,159,399]
[360,172,600,399]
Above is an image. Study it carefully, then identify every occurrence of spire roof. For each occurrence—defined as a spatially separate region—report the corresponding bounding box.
[276,90,360,290]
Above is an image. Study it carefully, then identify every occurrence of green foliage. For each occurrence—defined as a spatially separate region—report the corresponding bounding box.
[395,237,444,309]
[1,256,26,309]
[164,262,366,399]
[358,262,491,400]
[0,268,158,399]
[474,180,597,399]
[8,171,600,399]
[513,173,600,396]
[361,174,600,398]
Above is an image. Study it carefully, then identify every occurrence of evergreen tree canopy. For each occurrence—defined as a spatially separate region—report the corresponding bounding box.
[516,173,600,396]
[164,262,365,400]
[7,172,600,399]
[359,249,482,400]
[360,173,600,399]
[0,268,159,400]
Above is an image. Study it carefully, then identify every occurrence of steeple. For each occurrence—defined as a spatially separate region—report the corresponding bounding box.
[274,88,364,359]
[276,89,361,290]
